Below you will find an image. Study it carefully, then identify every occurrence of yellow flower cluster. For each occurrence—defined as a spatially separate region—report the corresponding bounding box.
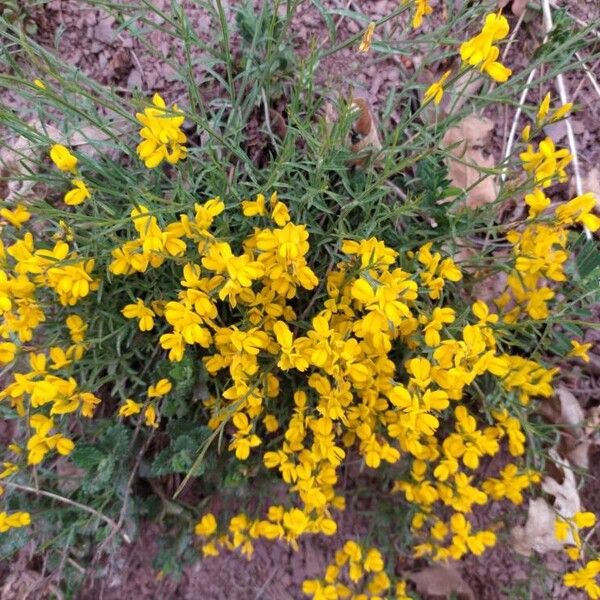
[302,540,402,599]
[0,201,101,519]
[126,190,561,565]
[195,507,336,559]
[520,137,572,187]
[564,560,600,599]
[459,13,512,82]
[136,93,187,168]
[117,378,173,428]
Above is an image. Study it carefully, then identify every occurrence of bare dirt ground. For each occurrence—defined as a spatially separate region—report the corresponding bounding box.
[1,1,599,598]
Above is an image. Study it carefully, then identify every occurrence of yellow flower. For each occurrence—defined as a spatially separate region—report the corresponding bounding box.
[64,179,91,206]
[358,22,376,53]
[536,92,551,124]
[573,511,596,529]
[423,70,451,106]
[555,193,600,231]
[568,340,592,363]
[563,560,600,598]
[524,188,551,218]
[144,404,159,428]
[0,341,17,364]
[459,13,511,82]
[122,298,155,331]
[413,0,433,29]
[363,548,384,572]
[33,79,46,89]
[136,93,187,168]
[550,102,573,122]
[521,124,531,141]
[50,144,78,172]
[263,414,279,432]
[0,511,31,532]
[241,193,266,217]
[118,399,142,417]
[1,204,31,228]
[147,378,172,397]
[66,314,87,343]
[195,513,217,536]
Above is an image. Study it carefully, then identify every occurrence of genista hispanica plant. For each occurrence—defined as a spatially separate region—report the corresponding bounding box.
[1,1,599,597]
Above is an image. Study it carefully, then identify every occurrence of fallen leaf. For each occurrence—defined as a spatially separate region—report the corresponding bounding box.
[540,386,589,468]
[512,497,565,556]
[404,565,474,600]
[349,92,382,166]
[512,454,581,556]
[322,92,381,168]
[442,115,498,209]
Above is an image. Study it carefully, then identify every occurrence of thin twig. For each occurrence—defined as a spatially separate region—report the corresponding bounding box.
[502,8,527,61]
[4,481,130,544]
[541,0,583,194]
[572,54,600,102]
[501,67,537,179]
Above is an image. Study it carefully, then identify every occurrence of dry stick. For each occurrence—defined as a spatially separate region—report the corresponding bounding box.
[572,55,600,102]
[502,9,527,61]
[501,67,537,178]
[4,481,130,544]
[541,0,583,195]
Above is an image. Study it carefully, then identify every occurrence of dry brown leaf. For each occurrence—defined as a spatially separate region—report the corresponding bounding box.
[512,456,581,556]
[442,115,498,209]
[323,92,381,168]
[349,93,382,166]
[404,565,474,600]
[512,497,565,556]
[540,386,591,468]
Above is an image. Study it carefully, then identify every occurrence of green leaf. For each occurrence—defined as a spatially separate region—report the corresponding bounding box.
[71,446,104,471]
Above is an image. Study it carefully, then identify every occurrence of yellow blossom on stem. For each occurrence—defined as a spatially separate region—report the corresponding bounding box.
[423,70,452,106]
[50,144,78,172]
[118,399,142,417]
[524,188,551,218]
[136,93,187,168]
[1,204,31,228]
[413,0,433,29]
[0,341,16,364]
[568,340,592,363]
[195,513,217,536]
[537,92,551,124]
[122,298,155,331]
[358,22,376,53]
[147,378,172,397]
[551,102,573,122]
[0,511,31,532]
[63,179,91,206]
[459,13,511,82]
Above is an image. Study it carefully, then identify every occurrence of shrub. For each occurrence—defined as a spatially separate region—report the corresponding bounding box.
[0,1,599,597]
